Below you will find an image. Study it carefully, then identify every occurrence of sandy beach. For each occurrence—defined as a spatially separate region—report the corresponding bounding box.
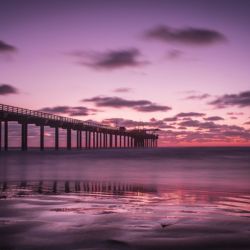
[0,148,250,249]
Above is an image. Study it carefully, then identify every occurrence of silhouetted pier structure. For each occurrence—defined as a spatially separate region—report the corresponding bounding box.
[0,104,158,151]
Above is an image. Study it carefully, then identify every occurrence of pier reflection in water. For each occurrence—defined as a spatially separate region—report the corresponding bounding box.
[0,147,250,250]
[0,180,157,197]
[1,180,249,217]
[0,179,250,250]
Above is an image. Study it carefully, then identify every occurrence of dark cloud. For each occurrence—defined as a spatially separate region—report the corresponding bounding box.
[134,104,171,112]
[244,121,250,125]
[179,119,201,127]
[204,116,224,121]
[0,84,18,95]
[113,88,132,93]
[83,96,150,107]
[0,40,17,53]
[209,91,250,108]
[82,96,171,112]
[144,25,226,45]
[178,119,245,133]
[230,116,238,120]
[167,49,183,59]
[163,117,178,122]
[163,112,205,122]
[102,118,143,128]
[227,112,244,116]
[176,112,205,117]
[71,48,147,70]
[39,106,97,116]
[178,126,187,130]
[185,93,211,100]
[102,117,172,129]
[161,121,250,144]
[161,128,250,144]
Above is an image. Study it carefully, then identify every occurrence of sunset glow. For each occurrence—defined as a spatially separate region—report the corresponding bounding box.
[1,0,250,146]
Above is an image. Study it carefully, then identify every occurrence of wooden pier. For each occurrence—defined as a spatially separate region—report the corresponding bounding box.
[0,104,158,151]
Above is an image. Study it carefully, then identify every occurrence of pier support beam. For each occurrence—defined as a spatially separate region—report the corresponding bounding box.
[21,122,28,151]
[88,131,91,149]
[79,130,82,149]
[115,134,117,148]
[96,132,99,148]
[55,127,59,150]
[67,128,71,150]
[4,121,8,151]
[100,132,102,148]
[103,133,106,148]
[85,130,88,149]
[109,134,112,148]
[76,130,82,149]
[40,125,44,150]
[0,121,2,151]
[93,132,96,148]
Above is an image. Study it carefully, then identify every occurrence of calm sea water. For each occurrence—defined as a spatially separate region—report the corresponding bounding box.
[0,147,250,250]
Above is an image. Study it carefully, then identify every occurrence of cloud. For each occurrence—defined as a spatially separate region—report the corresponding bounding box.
[39,106,97,116]
[113,88,132,93]
[179,119,201,127]
[204,116,224,121]
[185,93,211,100]
[178,126,187,130]
[102,117,172,129]
[160,119,250,144]
[0,84,18,95]
[161,128,250,144]
[163,112,205,122]
[230,116,238,120]
[83,96,150,107]
[134,104,171,112]
[178,119,245,132]
[244,121,250,125]
[209,91,250,108]
[163,117,178,122]
[227,112,244,116]
[144,25,226,45]
[70,48,147,70]
[0,40,17,53]
[82,96,171,112]
[102,118,143,128]
[167,49,183,59]
[176,112,205,117]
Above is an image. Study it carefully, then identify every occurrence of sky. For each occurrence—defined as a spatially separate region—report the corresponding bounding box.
[0,0,250,146]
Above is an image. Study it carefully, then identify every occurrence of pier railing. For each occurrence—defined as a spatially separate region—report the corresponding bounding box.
[0,103,116,130]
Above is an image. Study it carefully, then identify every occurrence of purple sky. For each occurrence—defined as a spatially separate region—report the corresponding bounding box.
[1,0,250,146]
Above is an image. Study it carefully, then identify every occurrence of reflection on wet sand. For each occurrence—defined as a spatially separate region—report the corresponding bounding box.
[0,180,250,250]
[0,148,250,249]
[0,180,157,197]
[1,180,249,217]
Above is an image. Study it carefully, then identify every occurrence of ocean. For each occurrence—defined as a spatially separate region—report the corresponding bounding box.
[0,147,250,249]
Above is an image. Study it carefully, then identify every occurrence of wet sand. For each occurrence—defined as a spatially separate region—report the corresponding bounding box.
[0,148,250,249]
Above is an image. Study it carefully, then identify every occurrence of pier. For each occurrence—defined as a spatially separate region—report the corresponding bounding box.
[0,104,158,151]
